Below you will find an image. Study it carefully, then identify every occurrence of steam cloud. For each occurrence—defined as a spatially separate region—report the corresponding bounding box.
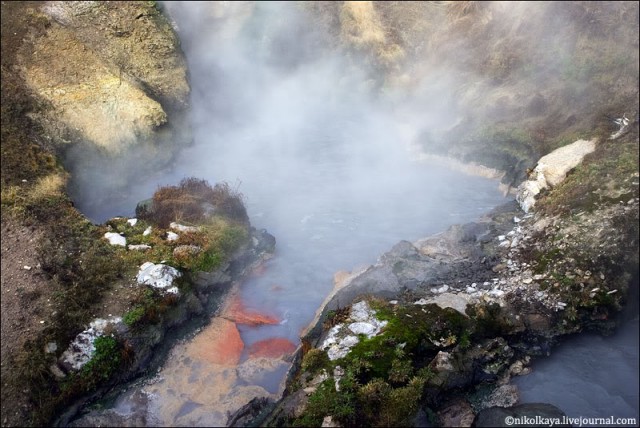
[67,1,638,226]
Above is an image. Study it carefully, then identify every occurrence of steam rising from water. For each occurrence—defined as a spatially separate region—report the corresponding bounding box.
[68,1,639,222]
[62,3,639,424]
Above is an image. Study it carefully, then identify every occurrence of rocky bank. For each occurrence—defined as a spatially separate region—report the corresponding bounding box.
[259,135,639,426]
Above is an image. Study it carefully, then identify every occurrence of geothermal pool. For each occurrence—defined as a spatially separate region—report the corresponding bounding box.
[66,3,637,426]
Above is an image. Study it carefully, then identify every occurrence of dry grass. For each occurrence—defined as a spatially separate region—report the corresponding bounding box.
[339,1,406,71]
[28,172,67,201]
[445,1,486,20]
[340,2,386,47]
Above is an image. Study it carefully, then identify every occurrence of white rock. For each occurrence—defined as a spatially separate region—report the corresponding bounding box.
[513,216,521,223]
[128,244,151,251]
[498,235,506,241]
[522,278,533,284]
[389,300,398,305]
[322,416,340,427]
[136,262,181,291]
[431,293,470,315]
[143,226,152,236]
[170,222,199,233]
[166,231,179,241]
[516,139,596,212]
[326,345,349,361]
[127,218,138,226]
[350,301,372,322]
[341,335,360,347]
[348,322,377,336]
[60,317,122,371]
[431,284,449,294]
[104,232,126,246]
[334,366,345,392]
[489,289,505,297]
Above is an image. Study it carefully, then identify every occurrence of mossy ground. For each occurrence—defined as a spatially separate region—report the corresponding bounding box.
[291,299,501,427]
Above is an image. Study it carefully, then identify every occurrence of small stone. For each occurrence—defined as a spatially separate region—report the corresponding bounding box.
[322,416,340,427]
[170,222,198,233]
[488,289,504,297]
[348,322,377,336]
[49,364,66,379]
[128,244,151,251]
[514,216,521,223]
[23,265,32,270]
[127,218,138,226]
[104,232,126,246]
[522,278,533,284]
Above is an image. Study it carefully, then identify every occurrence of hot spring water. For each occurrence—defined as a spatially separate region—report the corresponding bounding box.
[66,2,638,425]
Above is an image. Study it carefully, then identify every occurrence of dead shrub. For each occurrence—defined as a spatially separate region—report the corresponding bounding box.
[137,177,248,228]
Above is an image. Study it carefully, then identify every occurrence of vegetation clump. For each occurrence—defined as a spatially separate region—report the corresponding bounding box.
[136,177,249,227]
[292,299,475,427]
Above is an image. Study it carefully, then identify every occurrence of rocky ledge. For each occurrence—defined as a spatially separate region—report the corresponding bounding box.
[258,149,638,426]
[55,226,276,426]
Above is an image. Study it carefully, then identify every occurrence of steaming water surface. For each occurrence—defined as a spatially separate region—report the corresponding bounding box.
[514,317,639,422]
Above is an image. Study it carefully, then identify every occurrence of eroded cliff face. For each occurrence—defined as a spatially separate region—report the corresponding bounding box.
[15,1,190,155]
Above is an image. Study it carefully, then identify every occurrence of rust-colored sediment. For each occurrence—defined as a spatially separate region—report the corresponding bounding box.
[248,337,297,359]
[223,294,280,326]
[190,317,244,366]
